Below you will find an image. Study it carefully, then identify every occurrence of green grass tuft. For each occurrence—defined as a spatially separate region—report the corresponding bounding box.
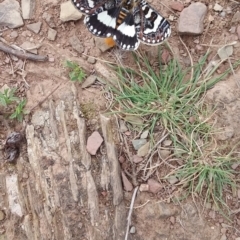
[108,48,240,213]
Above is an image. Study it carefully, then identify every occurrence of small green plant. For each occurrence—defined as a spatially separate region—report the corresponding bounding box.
[10,99,27,122]
[0,87,27,122]
[0,88,19,107]
[65,60,86,82]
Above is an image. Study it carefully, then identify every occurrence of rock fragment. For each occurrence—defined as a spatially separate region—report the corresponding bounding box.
[140,130,148,139]
[137,142,149,157]
[21,0,36,19]
[170,1,184,12]
[82,75,97,88]
[42,12,56,28]
[47,28,57,41]
[121,172,133,191]
[26,22,42,34]
[178,3,207,35]
[86,131,103,155]
[213,3,223,12]
[87,57,96,64]
[148,179,162,194]
[60,1,82,22]
[132,139,147,150]
[0,0,24,28]
[20,41,38,54]
[132,155,143,163]
[69,35,84,54]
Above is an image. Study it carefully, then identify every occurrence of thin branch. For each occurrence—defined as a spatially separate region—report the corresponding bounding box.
[0,42,48,62]
[125,186,139,240]
[29,83,62,112]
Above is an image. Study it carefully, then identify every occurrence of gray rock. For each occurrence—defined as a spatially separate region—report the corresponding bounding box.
[220,11,226,18]
[159,149,171,159]
[0,0,24,28]
[217,45,233,60]
[139,184,149,192]
[148,178,162,194]
[130,226,136,234]
[21,0,35,19]
[167,176,179,184]
[163,140,172,146]
[137,142,149,157]
[47,28,57,41]
[10,31,18,39]
[20,41,38,54]
[69,35,84,54]
[140,130,149,139]
[119,120,128,132]
[178,2,207,35]
[26,22,42,34]
[213,3,223,12]
[60,1,82,22]
[87,56,96,64]
[82,75,97,88]
[132,139,147,150]
[0,210,5,221]
[42,12,56,28]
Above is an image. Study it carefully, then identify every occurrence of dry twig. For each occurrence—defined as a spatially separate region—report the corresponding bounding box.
[0,42,48,62]
[125,186,139,240]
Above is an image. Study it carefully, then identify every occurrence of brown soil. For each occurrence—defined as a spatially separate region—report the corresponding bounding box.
[0,0,240,240]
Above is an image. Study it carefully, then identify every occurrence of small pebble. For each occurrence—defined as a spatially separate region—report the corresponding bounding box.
[148,178,162,193]
[119,120,128,132]
[230,26,236,34]
[139,184,149,192]
[140,130,149,139]
[163,140,172,146]
[169,1,184,12]
[213,3,223,12]
[0,210,5,221]
[87,56,96,64]
[132,155,143,163]
[48,57,55,62]
[220,11,226,18]
[130,226,136,234]
[10,31,18,38]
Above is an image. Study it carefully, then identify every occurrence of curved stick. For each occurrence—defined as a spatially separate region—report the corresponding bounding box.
[0,42,48,62]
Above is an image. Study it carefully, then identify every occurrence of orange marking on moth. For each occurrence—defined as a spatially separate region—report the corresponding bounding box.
[104,37,116,47]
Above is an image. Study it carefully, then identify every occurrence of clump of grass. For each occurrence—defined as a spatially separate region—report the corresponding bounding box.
[0,87,27,122]
[109,48,240,212]
[64,60,86,82]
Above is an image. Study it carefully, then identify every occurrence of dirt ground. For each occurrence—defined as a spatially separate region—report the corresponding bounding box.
[1,0,240,239]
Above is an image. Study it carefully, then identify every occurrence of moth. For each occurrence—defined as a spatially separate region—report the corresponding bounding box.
[71,0,171,50]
